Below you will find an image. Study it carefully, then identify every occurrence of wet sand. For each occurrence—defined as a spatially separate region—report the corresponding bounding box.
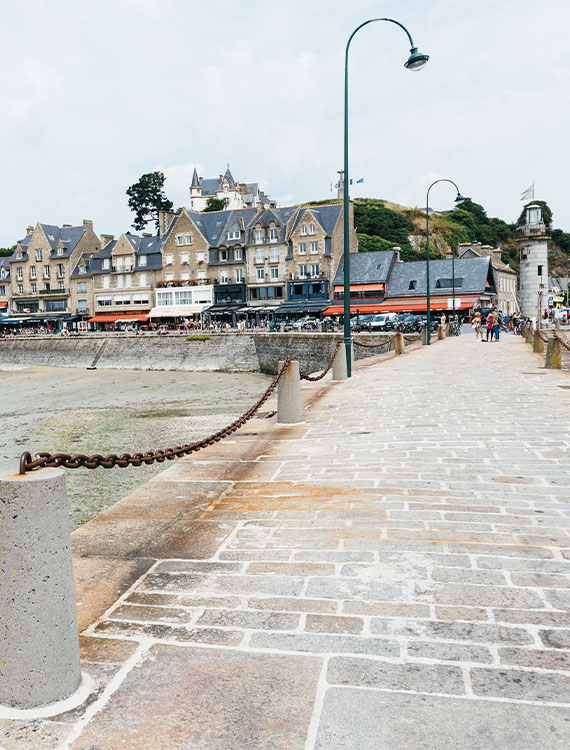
[0,365,271,529]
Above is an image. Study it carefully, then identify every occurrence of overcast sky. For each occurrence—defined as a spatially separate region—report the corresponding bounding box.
[1,0,568,246]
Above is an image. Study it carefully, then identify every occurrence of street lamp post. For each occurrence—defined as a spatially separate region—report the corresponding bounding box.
[343,19,429,376]
[425,180,466,344]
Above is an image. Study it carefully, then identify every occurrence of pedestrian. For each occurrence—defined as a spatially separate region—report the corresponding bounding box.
[493,309,500,341]
[473,312,482,340]
[485,311,494,342]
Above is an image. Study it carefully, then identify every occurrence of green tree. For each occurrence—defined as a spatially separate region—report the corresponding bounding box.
[357,234,396,253]
[126,171,173,231]
[0,245,16,257]
[203,197,228,212]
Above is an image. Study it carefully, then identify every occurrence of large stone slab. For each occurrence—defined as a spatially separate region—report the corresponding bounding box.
[315,688,570,749]
[72,645,322,750]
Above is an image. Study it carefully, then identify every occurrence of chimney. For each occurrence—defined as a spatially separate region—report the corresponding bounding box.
[101,233,114,248]
[83,219,93,231]
[392,246,401,263]
[158,210,175,237]
[62,224,72,228]
[142,233,152,237]
[446,249,454,260]
[199,177,203,184]
[492,248,503,264]
[26,225,34,235]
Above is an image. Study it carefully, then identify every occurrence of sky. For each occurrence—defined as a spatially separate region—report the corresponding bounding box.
[0,0,569,246]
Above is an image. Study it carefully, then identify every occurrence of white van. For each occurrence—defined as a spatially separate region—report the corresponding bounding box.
[369,312,398,331]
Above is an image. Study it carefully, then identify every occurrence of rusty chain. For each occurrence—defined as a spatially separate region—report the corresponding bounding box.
[300,343,341,382]
[353,339,392,350]
[19,357,291,474]
[537,329,548,343]
[554,331,570,352]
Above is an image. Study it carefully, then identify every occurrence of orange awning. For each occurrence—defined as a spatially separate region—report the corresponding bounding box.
[333,284,385,293]
[323,303,390,316]
[88,312,149,323]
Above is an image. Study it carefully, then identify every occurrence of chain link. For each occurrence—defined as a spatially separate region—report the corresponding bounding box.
[353,339,392,351]
[300,343,341,382]
[19,357,291,474]
[554,331,570,352]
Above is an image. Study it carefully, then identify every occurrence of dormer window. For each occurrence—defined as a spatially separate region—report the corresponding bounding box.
[269,228,278,242]
[57,247,64,256]
[409,280,417,290]
[79,264,86,275]
[435,277,463,288]
[255,229,264,244]
[227,230,240,241]
[102,258,110,270]
[139,255,147,267]
[234,248,242,260]
[17,251,23,260]
[301,225,308,236]
[220,250,227,261]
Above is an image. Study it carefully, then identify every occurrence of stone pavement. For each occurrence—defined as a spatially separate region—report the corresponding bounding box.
[2,330,570,749]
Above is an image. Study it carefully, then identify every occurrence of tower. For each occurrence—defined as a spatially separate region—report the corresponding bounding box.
[516,203,548,321]
[189,167,202,209]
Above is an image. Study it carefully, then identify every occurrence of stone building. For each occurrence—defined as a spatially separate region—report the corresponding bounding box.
[516,204,549,321]
[7,220,100,329]
[457,243,518,315]
[0,257,10,319]
[189,166,275,212]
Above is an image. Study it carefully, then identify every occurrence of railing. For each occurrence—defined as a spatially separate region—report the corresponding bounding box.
[40,288,68,295]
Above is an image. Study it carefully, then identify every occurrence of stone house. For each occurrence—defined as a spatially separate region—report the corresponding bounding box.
[189,166,275,212]
[0,257,10,318]
[7,220,100,329]
[458,243,518,315]
[157,209,212,286]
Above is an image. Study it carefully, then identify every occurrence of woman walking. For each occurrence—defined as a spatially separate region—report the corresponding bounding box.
[473,312,482,341]
[485,311,495,342]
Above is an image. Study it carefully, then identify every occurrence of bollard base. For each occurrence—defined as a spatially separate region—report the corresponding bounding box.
[0,672,93,720]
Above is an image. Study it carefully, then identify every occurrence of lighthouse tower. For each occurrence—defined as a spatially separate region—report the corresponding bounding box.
[517,203,549,322]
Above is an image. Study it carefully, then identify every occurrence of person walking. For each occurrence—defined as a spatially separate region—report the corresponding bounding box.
[493,309,500,341]
[473,312,482,341]
[485,311,494,342]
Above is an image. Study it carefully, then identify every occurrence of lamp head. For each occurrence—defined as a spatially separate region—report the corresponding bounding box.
[455,193,468,205]
[404,47,429,71]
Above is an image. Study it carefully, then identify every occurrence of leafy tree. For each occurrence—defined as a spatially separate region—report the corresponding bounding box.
[357,234,396,253]
[203,197,228,212]
[0,245,16,257]
[517,200,552,229]
[551,228,570,255]
[126,171,173,231]
[354,199,414,250]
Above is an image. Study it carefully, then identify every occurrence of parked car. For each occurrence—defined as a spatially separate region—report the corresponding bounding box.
[291,317,318,331]
[368,313,398,331]
[351,314,376,331]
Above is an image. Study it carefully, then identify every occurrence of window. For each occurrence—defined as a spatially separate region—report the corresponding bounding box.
[30,266,37,279]
[115,257,123,271]
[269,247,279,262]
[227,230,240,241]
[139,273,147,287]
[236,268,243,282]
[57,263,64,277]
[157,291,173,305]
[102,275,110,289]
[124,258,132,272]
[197,270,206,279]
[113,294,131,305]
[220,271,229,283]
[301,225,307,235]
[79,264,86,274]
[234,247,242,260]
[116,275,124,288]
[298,243,307,255]
[0,285,4,295]
[435,277,463,288]
[311,263,319,277]
[18,285,23,294]
[309,223,316,235]
[31,283,37,294]
[176,235,184,246]
[165,272,174,281]
[409,280,417,290]
[256,268,265,281]
[269,228,278,242]
[220,250,227,261]
[255,229,264,243]
[58,281,65,290]
[57,247,64,256]
[310,241,318,254]
[197,252,205,263]
[175,290,192,305]
[45,283,50,291]
[77,300,88,313]
[17,267,23,280]
[43,266,51,278]
[299,264,308,278]
[270,266,279,280]
[16,251,22,259]
[165,254,173,265]
[35,250,42,262]
[102,258,110,270]
[97,296,112,307]
[78,281,87,293]
[538,265,543,276]
[45,300,66,312]
[139,255,147,266]
[185,233,192,245]
[181,252,190,264]
[181,272,190,281]
[255,248,264,264]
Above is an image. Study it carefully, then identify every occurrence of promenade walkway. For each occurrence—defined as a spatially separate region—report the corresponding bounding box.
[3,330,570,749]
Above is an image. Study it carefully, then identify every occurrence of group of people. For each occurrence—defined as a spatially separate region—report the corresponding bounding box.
[472,310,502,342]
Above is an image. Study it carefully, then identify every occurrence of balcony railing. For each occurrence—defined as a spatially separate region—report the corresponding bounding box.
[40,288,68,295]
[156,279,213,287]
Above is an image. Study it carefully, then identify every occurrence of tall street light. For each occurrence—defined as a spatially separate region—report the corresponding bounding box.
[425,180,466,344]
[343,19,429,376]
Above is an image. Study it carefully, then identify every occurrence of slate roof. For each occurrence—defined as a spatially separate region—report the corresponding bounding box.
[385,256,493,298]
[0,257,11,279]
[334,250,397,286]
[291,205,342,236]
[199,178,221,197]
[191,168,200,188]
[246,207,297,243]
[88,234,164,275]
[39,224,85,258]
[189,208,258,247]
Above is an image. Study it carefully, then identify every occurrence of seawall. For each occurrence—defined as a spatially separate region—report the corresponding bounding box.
[0,332,407,374]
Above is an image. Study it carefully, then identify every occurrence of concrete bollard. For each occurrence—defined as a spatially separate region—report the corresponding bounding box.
[533,330,545,354]
[421,327,428,345]
[332,343,348,380]
[545,337,562,369]
[395,332,404,355]
[555,318,561,331]
[438,325,445,341]
[277,360,303,424]
[0,468,81,710]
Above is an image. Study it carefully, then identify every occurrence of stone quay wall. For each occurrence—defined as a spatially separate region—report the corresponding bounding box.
[0,332,405,374]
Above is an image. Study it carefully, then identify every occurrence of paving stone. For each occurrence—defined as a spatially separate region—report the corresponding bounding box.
[407,640,494,663]
[305,614,364,635]
[476,556,570,573]
[471,667,570,703]
[293,550,375,562]
[93,619,243,646]
[492,609,570,628]
[109,604,192,624]
[79,636,139,665]
[196,608,299,630]
[314,689,570,750]
[0,719,71,750]
[305,577,406,602]
[370,617,533,645]
[447,543,555,558]
[545,589,570,610]
[327,656,465,694]
[246,562,335,576]
[250,631,399,657]
[499,647,570,670]
[342,600,431,618]
[248,597,338,613]
[72,645,321,750]
[140,572,305,597]
[155,560,243,574]
[417,582,545,609]
[340,561,429,580]
[435,606,489,621]
[538,629,570,649]
[218,549,292,561]
[125,591,185,607]
[430,568,508,585]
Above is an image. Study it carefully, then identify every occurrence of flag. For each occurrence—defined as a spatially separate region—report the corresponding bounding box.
[349,179,353,185]
[357,177,364,184]
[520,183,534,201]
